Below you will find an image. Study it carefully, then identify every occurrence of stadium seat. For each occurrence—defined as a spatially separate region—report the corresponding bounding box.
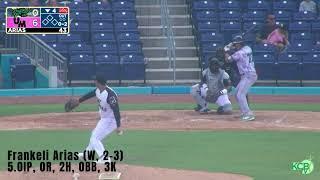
[91,21,114,33]
[293,11,317,22]
[94,42,118,55]
[58,33,82,43]
[118,42,143,54]
[113,11,136,21]
[192,0,216,10]
[95,54,121,81]
[219,11,241,22]
[69,43,93,54]
[90,11,113,22]
[114,21,138,32]
[10,63,36,88]
[313,44,320,53]
[117,32,141,42]
[243,10,266,22]
[218,0,240,10]
[254,53,276,80]
[312,22,320,32]
[273,0,297,11]
[273,10,291,22]
[70,21,90,32]
[11,56,31,65]
[242,33,257,46]
[302,53,320,80]
[289,21,311,32]
[287,40,312,54]
[196,21,219,32]
[70,11,90,22]
[192,10,218,22]
[247,0,271,11]
[89,1,112,11]
[37,34,57,43]
[68,54,95,81]
[68,1,89,12]
[254,43,277,54]
[290,32,312,42]
[199,32,224,43]
[276,53,302,80]
[112,0,135,10]
[47,43,68,57]
[120,54,145,81]
[220,21,241,32]
[243,21,262,32]
[201,42,220,54]
[92,33,116,43]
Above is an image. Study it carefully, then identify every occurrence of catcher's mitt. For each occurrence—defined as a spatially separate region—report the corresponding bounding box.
[64,98,79,112]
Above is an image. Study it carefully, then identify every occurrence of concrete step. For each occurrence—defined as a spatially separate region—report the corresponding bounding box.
[139,25,193,36]
[136,5,189,16]
[146,57,199,69]
[143,47,197,57]
[141,36,195,47]
[137,15,191,26]
[135,0,187,5]
[146,68,201,80]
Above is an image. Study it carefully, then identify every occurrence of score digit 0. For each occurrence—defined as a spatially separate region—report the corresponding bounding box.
[32,9,39,17]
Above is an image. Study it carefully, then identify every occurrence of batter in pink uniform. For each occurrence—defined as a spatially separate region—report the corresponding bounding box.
[225,36,258,121]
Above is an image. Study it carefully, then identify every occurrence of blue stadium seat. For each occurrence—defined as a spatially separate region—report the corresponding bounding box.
[290,32,312,42]
[91,21,114,33]
[90,11,113,22]
[247,0,271,11]
[289,21,311,32]
[192,10,218,21]
[11,56,31,65]
[70,11,90,22]
[273,0,297,11]
[276,53,302,80]
[302,53,320,80]
[68,54,95,81]
[199,32,224,43]
[58,33,82,43]
[89,1,112,11]
[243,10,266,22]
[243,21,262,32]
[112,0,135,10]
[0,1,12,10]
[220,21,241,31]
[10,63,36,88]
[219,11,241,22]
[68,1,89,12]
[293,11,317,22]
[114,21,138,32]
[254,43,277,54]
[287,40,312,54]
[196,21,219,32]
[201,42,220,54]
[120,54,145,81]
[114,11,136,21]
[313,44,320,53]
[70,21,90,32]
[118,42,142,54]
[218,0,240,10]
[92,33,116,43]
[95,54,121,81]
[94,42,118,55]
[242,33,257,46]
[254,53,276,80]
[70,54,94,62]
[47,43,68,57]
[312,22,320,32]
[117,32,141,42]
[273,10,291,22]
[69,43,93,54]
[37,34,57,43]
[192,0,216,10]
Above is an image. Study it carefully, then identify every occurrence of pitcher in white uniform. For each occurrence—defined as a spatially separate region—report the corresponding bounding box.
[75,75,122,163]
[191,58,232,115]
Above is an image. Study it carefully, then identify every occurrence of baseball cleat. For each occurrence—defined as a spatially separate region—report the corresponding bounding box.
[241,115,255,121]
[199,108,211,114]
[194,105,202,112]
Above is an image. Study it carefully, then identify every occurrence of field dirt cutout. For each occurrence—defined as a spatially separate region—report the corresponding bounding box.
[1,110,320,180]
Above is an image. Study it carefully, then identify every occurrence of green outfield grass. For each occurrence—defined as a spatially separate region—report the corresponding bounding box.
[0,130,319,180]
[0,103,320,117]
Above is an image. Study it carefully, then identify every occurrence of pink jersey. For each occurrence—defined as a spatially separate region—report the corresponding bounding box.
[266,28,286,45]
[230,46,256,75]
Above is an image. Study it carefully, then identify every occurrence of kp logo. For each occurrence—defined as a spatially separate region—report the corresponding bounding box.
[291,158,314,175]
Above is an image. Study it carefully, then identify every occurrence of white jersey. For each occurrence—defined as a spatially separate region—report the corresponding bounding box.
[96,88,116,119]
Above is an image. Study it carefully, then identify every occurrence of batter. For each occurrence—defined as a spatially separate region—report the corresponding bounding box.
[191,58,232,115]
[225,35,258,121]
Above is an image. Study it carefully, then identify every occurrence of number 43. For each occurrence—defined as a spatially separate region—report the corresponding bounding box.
[59,28,67,33]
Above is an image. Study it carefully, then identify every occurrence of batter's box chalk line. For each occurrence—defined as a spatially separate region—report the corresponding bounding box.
[99,172,122,180]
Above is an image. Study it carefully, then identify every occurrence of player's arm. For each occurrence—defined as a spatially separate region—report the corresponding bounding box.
[79,89,96,103]
[225,50,243,63]
[107,92,121,128]
[222,72,232,92]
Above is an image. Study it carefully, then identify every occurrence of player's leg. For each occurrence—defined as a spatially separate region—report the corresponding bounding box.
[85,118,117,162]
[215,94,232,114]
[190,84,209,112]
[235,74,257,121]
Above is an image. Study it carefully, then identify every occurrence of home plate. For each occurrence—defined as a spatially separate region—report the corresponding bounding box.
[98,172,121,180]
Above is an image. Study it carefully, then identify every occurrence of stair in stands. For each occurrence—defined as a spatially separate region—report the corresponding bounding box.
[136,0,200,85]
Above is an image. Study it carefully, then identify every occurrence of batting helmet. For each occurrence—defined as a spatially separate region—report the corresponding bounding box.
[232,35,244,44]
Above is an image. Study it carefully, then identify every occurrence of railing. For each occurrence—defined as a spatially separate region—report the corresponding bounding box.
[2,33,68,86]
[160,0,176,85]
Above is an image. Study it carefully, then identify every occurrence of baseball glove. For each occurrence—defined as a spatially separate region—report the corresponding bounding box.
[64,98,79,112]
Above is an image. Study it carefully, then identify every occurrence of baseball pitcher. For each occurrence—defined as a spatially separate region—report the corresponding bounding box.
[225,35,258,121]
[64,75,122,163]
[191,58,232,114]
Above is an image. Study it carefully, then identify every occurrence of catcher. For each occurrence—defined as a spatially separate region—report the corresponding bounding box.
[65,75,122,164]
[191,57,232,114]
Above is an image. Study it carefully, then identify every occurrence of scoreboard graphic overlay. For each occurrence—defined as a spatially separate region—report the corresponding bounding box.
[6,7,69,34]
